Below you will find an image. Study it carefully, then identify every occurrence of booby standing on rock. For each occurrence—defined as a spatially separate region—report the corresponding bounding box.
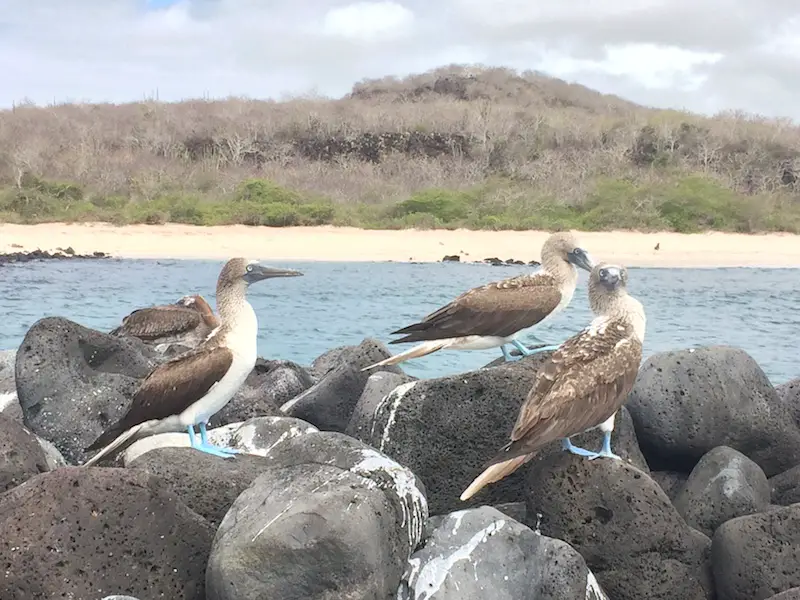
[110,294,220,350]
[82,258,303,466]
[362,232,595,370]
[460,262,646,501]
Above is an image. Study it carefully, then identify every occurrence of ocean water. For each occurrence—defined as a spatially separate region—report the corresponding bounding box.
[0,258,798,385]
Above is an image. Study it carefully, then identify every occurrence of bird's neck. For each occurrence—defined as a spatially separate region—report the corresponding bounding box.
[215,283,258,352]
[592,292,646,343]
[542,256,577,290]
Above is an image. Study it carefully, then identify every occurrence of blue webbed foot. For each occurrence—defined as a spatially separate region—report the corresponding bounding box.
[511,339,559,357]
[501,345,518,362]
[561,437,598,458]
[189,423,240,459]
[587,431,621,461]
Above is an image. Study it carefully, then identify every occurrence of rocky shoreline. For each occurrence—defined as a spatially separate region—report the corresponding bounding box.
[0,247,109,264]
[1,316,800,599]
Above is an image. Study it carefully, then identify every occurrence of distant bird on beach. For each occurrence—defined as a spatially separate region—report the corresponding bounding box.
[654,243,660,251]
[110,294,219,351]
[460,262,646,501]
[362,232,595,370]
[82,258,303,466]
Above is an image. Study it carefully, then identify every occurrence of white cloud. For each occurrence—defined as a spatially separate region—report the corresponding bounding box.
[322,2,415,43]
[1,0,799,119]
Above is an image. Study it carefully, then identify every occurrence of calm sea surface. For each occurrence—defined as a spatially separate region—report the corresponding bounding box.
[0,259,797,385]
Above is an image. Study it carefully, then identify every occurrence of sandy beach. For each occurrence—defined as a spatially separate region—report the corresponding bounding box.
[1,223,799,268]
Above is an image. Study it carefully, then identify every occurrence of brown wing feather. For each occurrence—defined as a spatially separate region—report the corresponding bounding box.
[490,318,642,464]
[117,306,203,340]
[390,274,563,342]
[85,345,233,451]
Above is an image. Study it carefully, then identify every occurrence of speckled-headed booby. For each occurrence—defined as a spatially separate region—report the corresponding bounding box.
[110,294,220,349]
[82,258,303,466]
[362,232,594,370]
[460,262,645,501]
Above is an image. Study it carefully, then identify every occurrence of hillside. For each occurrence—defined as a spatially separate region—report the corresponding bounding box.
[1,64,799,233]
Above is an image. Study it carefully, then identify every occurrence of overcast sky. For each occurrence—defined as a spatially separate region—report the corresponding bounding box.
[3,0,800,119]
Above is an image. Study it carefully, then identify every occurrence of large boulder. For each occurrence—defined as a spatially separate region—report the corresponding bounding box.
[205,432,428,600]
[397,506,608,600]
[0,467,214,600]
[281,338,405,432]
[0,414,48,493]
[711,504,800,600]
[346,370,416,440]
[126,417,320,526]
[209,359,314,428]
[770,464,800,506]
[14,317,158,464]
[627,346,800,477]
[348,353,646,515]
[0,349,21,423]
[776,378,800,429]
[525,452,713,600]
[673,446,770,537]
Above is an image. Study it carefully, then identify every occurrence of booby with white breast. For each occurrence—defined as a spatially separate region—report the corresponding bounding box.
[460,262,646,501]
[82,258,303,466]
[110,294,220,350]
[362,232,594,370]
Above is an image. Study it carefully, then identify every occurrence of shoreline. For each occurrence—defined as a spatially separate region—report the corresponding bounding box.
[1,223,800,268]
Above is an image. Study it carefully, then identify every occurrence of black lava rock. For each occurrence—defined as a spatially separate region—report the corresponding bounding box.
[711,503,800,600]
[627,346,800,477]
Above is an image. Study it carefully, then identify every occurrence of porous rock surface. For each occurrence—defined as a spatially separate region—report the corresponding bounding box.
[209,358,314,427]
[770,464,800,506]
[282,337,405,432]
[525,452,713,600]
[673,445,770,537]
[711,503,800,600]
[127,416,320,525]
[0,414,49,493]
[627,346,800,476]
[205,432,428,600]
[397,505,608,600]
[776,378,800,429]
[0,467,214,600]
[346,370,416,439]
[349,352,646,515]
[14,317,158,464]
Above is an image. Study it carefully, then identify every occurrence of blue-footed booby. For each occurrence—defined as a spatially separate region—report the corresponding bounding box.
[459,262,646,501]
[82,258,302,466]
[110,294,220,350]
[362,232,594,370]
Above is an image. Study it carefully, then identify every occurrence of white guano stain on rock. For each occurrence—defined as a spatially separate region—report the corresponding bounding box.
[406,519,506,600]
[586,572,608,600]
[0,391,17,413]
[378,381,417,452]
[350,448,429,550]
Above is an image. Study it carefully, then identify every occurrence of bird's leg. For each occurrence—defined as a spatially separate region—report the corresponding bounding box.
[191,422,239,458]
[187,425,199,448]
[561,437,598,457]
[588,430,622,461]
[501,344,516,362]
[512,338,559,356]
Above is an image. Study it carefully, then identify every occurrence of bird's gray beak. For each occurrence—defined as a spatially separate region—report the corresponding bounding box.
[567,248,594,272]
[243,265,304,284]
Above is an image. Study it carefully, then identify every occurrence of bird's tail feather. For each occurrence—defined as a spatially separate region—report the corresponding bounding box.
[459,453,534,501]
[81,423,147,467]
[361,340,448,371]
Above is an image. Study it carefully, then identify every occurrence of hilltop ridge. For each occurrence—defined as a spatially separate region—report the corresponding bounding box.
[1,64,799,232]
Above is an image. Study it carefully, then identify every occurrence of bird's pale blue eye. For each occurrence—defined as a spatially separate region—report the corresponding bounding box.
[246,265,253,272]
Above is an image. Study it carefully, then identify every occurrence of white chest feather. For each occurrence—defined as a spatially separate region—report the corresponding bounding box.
[180,303,259,425]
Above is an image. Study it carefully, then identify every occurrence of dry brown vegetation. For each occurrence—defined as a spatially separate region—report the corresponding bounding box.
[1,64,799,232]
